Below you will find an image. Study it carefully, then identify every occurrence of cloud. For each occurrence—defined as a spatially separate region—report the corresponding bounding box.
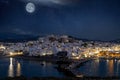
[0,0,9,5]
[20,0,78,6]
[12,28,33,35]
[0,0,8,3]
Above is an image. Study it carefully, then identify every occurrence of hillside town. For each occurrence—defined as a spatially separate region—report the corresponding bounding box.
[0,35,120,59]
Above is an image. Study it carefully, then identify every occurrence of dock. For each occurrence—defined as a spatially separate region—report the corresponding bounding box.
[57,58,92,77]
[68,58,91,69]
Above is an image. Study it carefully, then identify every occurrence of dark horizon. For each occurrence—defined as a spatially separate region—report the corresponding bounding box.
[0,0,120,41]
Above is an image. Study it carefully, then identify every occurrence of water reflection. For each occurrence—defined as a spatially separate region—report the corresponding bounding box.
[8,58,14,77]
[79,59,120,77]
[16,62,21,76]
[116,60,120,76]
[0,58,65,78]
[106,60,114,76]
[41,61,46,67]
[94,59,99,75]
[8,58,21,77]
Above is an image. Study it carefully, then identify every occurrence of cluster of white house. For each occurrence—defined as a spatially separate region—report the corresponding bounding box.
[0,35,120,59]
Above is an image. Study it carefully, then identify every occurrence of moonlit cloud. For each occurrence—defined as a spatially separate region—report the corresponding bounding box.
[0,0,120,40]
[13,28,33,35]
[21,0,78,6]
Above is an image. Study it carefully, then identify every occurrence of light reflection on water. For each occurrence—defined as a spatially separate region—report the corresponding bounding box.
[8,58,21,77]
[16,62,21,76]
[0,57,65,78]
[8,58,14,77]
[78,59,120,77]
[5,57,120,78]
[116,60,120,76]
[106,59,114,76]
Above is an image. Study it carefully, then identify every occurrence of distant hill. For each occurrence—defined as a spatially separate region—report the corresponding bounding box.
[111,39,120,43]
[68,36,120,43]
[68,36,89,41]
[68,35,104,42]
[0,33,119,43]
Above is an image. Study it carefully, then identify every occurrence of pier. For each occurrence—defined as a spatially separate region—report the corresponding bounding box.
[57,58,92,77]
[68,58,91,69]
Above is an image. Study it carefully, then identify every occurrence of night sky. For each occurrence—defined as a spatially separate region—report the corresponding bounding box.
[0,0,120,40]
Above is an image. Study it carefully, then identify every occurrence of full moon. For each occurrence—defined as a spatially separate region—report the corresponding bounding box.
[26,3,35,13]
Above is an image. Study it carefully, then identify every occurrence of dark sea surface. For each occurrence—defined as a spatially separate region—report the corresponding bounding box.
[0,57,65,78]
[78,58,120,77]
[1,57,120,78]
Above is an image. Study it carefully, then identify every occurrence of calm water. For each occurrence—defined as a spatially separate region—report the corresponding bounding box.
[1,58,120,78]
[78,58,120,77]
[0,57,65,78]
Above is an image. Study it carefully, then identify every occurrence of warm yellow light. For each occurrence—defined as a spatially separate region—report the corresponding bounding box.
[8,58,14,77]
[75,56,80,59]
[42,53,46,56]
[0,45,6,49]
[10,52,13,55]
[84,54,87,57]
[72,53,76,56]
[17,52,23,55]
[10,52,23,56]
